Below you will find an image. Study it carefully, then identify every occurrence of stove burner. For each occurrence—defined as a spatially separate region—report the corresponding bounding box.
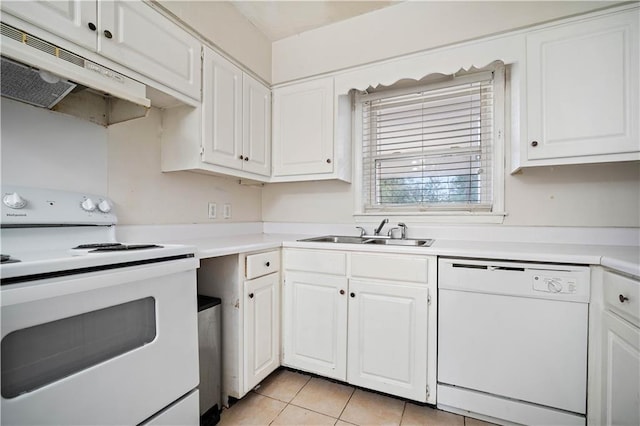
[1,254,21,264]
[73,243,124,249]
[89,244,163,252]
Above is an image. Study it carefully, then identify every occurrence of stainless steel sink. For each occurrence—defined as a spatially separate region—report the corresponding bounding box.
[298,235,434,247]
[299,235,368,244]
[364,238,434,247]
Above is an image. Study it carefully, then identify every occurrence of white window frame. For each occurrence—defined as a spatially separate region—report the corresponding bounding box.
[353,64,507,224]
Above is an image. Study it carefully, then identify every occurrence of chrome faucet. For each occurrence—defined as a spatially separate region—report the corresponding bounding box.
[374,218,388,236]
[398,223,408,239]
[356,226,366,237]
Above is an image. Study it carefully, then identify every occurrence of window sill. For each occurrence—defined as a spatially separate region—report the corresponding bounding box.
[354,211,507,224]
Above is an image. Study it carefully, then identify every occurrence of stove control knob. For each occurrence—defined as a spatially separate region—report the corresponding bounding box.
[81,198,97,212]
[97,199,112,213]
[3,192,27,209]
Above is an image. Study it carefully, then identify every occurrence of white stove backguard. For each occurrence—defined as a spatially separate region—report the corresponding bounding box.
[1,185,117,227]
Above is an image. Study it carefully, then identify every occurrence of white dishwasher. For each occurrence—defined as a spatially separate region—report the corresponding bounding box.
[437,258,590,426]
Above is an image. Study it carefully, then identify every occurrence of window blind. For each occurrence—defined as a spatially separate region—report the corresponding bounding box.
[360,71,496,212]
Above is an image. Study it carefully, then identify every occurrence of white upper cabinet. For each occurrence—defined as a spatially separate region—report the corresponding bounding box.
[202,48,243,169]
[1,0,97,50]
[242,74,272,177]
[1,0,201,101]
[98,1,201,101]
[201,47,271,179]
[272,77,351,182]
[522,7,639,167]
[162,47,271,182]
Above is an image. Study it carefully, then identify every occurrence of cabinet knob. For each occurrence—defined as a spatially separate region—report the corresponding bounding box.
[326,158,332,164]
[350,292,355,298]
[88,22,96,31]
[249,293,254,299]
[244,157,249,161]
[103,30,113,39]
[265,261,270,267]
[239,155,244,160]
[530,140,539,147]
[619,294,629,303]
[339,289,345,295]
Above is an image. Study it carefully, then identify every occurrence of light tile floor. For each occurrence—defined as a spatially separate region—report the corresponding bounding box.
[218,369,496,426]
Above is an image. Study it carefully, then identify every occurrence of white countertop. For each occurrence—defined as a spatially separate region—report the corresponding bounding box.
[157,232,639,278]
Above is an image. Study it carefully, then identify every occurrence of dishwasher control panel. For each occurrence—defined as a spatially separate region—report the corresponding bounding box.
[532,275,577,294]
[439,258,590,303]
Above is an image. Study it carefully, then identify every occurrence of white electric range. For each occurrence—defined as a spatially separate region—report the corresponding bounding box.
[1,186,200,425]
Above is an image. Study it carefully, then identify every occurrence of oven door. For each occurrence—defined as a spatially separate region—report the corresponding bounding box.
[1,257,199,426]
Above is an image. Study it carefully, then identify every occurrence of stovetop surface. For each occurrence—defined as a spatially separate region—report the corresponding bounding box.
[0,243,196,281]
[0,186,196,282]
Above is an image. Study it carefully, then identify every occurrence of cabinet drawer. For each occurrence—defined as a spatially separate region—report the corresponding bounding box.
[603,270,640,327]
[351,253,429,284]
[284,249,346,275]
[246,251,280,280]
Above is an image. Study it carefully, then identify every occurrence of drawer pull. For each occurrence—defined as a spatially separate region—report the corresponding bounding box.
[265,261,270,267]
[619,294,629,303]
[103,29,113,39]
[340,289,345,295]
[350,292,355,298]
[249,293,254,299]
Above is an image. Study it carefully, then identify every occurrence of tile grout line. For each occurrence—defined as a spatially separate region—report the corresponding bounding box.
[288,375,353,424]
[336,387,357,423]
[399,400,408,426]
[265,371,312,425]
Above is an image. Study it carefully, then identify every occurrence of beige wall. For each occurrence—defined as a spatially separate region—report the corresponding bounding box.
[158,0,272,82]
[272,1,617,83]
[107,108,262,225]
[262,162,640,227]
[0,98,108,195]
[263,1,640,228]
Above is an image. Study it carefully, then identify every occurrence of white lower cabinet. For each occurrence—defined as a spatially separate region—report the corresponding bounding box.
[197,250,280,405]
[283,271,348,380]
[243,273,280,392]
[347,280,429,401]
[588,267,640,426]
[601,310,640,426]
[282,248,436,403]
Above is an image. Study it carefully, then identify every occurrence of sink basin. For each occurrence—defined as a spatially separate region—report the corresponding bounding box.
[298,235,434,247]
[299,235,368,244]
[364,238,434,247]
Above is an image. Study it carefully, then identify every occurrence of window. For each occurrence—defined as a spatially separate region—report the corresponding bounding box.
[355,64,505,221]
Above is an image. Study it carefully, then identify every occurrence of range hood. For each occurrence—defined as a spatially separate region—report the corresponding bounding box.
[0,22,151,124]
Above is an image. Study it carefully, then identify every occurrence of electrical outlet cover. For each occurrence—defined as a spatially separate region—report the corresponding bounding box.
[208,202,217,219]
[223,203,231,219]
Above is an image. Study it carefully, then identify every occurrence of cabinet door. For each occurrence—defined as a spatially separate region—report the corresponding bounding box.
[601,311,640,426]
[526,10,639,161]
[242,74,271,176]
[272,77,334,176]
[1,0,97,50]
[202,47,243,169]
[283,271,347,380]
[98,1,201,100]
[243,273,280,392]
[347,280,429,401]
